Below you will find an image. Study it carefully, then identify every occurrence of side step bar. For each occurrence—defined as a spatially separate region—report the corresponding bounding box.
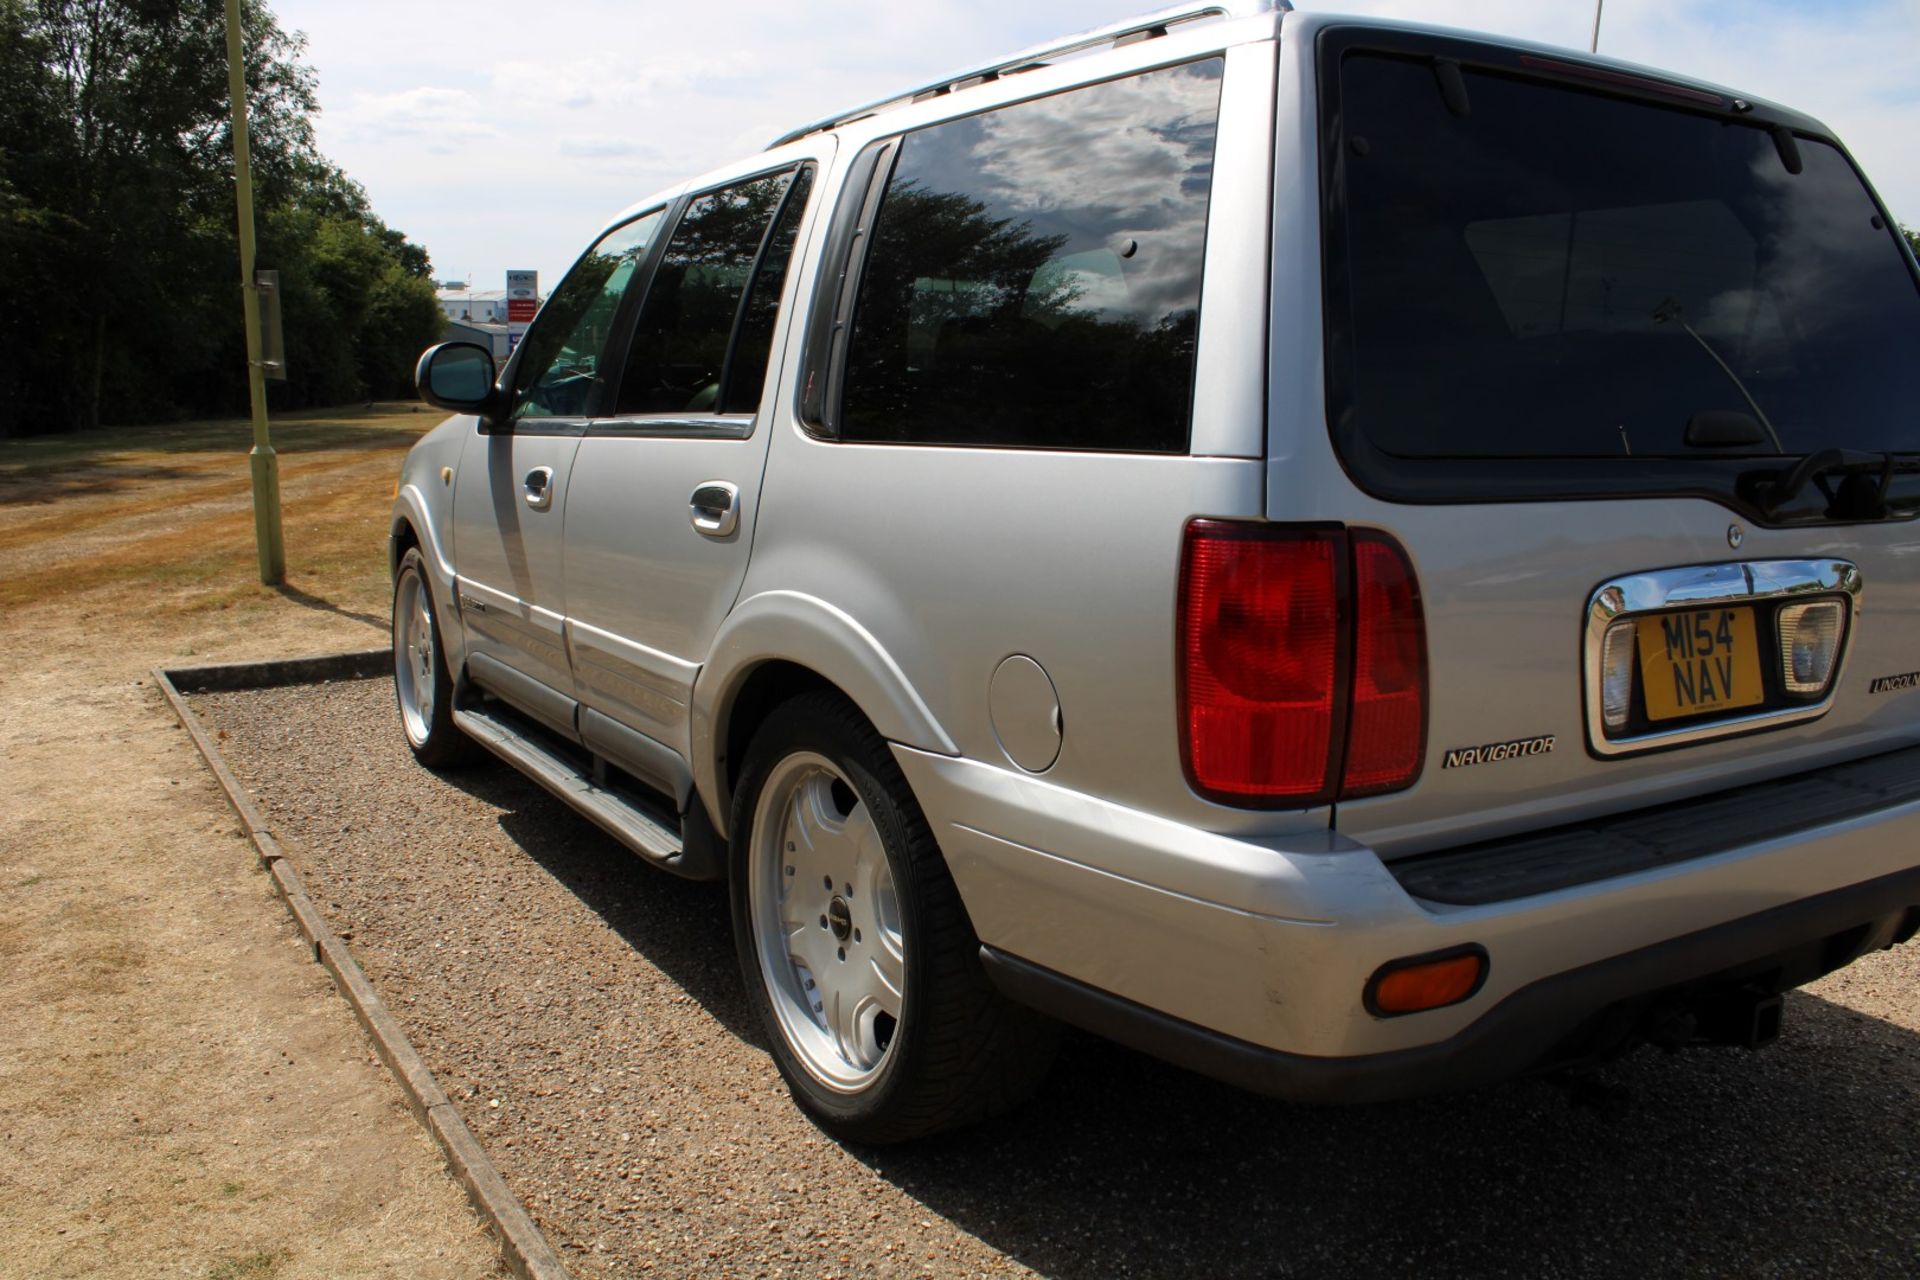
[453,702,721,880]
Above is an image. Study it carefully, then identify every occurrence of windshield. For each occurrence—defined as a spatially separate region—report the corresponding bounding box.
[1326,46,1920,468]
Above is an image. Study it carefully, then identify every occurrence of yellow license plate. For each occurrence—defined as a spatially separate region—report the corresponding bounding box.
[1637,607,1765,722]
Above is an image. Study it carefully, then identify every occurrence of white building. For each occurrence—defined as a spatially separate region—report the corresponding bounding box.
[442,318,513,362]
[437,286,510,325]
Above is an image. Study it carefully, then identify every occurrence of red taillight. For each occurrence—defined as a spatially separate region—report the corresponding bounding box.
[1178,521,1426,808]
[1178,523,1345,803]
[1342,533,1427,797]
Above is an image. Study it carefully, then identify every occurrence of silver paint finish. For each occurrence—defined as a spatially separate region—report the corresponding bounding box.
[383,10,1920,1081]
[692,589,962,833]
[1187,38,1276,459]
[390,413,472,661]
[739,437,1281,834]
[561,428,763,747]
[894,741,1920,1058]
[988,655,1063,773]
[563,140,834,760]
[1582,560,1863,757]
[449,426,582,705]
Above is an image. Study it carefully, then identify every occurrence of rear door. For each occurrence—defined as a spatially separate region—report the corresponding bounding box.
[562,150,828,787]
[451,210,667,737]
[1270,26,1920,854]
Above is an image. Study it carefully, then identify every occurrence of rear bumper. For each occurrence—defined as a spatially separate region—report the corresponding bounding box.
[982,866,1920,1103]
[890,744,1920,1094]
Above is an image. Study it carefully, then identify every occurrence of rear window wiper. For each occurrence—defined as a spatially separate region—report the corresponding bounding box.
[1755,449,1896,519]
[1652,297,1785,453]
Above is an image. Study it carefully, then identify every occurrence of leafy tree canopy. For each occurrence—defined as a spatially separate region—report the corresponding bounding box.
[0,0,442,435]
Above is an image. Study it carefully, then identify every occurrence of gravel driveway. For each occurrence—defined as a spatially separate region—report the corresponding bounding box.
[190,676,1920,1279]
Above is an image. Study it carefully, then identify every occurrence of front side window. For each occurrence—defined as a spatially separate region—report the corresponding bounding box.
[615,167,807,416]
[509,211,664,422]
[838,59,1224,452]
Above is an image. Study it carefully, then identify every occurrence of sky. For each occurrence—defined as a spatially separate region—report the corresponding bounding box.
[272,0,1920,292]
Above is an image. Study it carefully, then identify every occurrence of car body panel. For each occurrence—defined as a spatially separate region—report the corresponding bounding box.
[391,413,473,660]
[388,7,1920,1099]
[449,421,584,736]
[896,739,1920,1058]
[563,140,837,775]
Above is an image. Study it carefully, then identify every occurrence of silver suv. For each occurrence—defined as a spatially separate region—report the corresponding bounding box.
[392,2,1920,1142]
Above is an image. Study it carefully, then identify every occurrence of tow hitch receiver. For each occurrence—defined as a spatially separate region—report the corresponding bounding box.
[1641,984,1785,1052]
[1697,985,1785,1051]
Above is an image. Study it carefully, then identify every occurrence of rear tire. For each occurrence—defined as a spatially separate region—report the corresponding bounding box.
[729,690,1057,1143]
[392,546,478,768]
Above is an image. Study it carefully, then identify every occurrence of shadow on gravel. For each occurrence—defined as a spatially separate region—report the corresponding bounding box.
[441,757,1919,1278]
[438,765,763,1045]
[860,992,1919,1277]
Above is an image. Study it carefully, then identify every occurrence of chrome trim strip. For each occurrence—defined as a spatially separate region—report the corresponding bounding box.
[1583,559,1863,757]
[765,1,1289,149]
[585,414,755,441]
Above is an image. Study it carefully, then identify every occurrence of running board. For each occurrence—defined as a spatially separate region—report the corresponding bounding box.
[453,702,717,878]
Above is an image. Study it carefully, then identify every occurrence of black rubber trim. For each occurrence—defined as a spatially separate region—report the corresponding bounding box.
[1392,743,1920,905]
[981,862,1920,1104]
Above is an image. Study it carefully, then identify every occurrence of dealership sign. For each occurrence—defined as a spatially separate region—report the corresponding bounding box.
[506,270,538,327]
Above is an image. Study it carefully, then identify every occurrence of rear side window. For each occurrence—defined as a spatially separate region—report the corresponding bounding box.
[1322,35,1920,512]
[615,167,807,416]
[837,59,1224,452]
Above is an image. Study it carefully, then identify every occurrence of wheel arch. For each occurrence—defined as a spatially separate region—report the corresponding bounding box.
[692,590,958,837]
[388,512,421,578]
[389,490,466,663]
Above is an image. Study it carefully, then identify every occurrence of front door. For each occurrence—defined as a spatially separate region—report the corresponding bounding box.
[564,155,827,790]
[450,209,668,738]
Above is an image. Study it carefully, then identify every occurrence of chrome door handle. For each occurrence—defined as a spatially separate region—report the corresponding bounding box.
[689,481,740,537]
[523,465,555,510]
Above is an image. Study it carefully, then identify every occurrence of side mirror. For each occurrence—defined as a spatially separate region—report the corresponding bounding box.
[416,342,500,415]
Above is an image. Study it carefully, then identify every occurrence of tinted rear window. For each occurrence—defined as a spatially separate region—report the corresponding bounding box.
[1326,46,1920,473]
[838,59,1223,452]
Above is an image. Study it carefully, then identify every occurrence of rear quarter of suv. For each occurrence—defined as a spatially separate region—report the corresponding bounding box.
[394,1,1920,1141]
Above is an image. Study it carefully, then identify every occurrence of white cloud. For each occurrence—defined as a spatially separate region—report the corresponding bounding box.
[274,0,1919,290]
[331,86,498,143]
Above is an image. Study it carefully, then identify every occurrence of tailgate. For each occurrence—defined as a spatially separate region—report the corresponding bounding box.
[1272,26,1920,857]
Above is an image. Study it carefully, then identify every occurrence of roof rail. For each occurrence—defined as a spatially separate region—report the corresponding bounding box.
[766,0,1289,150]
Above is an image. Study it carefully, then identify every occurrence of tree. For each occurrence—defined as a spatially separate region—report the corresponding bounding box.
[0,0,441,436]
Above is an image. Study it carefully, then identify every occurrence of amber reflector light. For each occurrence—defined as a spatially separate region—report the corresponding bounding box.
[1366,949,1487,1017]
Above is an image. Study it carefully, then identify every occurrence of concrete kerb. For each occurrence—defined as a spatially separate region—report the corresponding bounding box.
[153,649,574,1280]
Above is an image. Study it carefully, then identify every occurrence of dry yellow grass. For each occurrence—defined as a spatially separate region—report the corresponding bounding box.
[0,402,507,1280]
[0,403,433,621]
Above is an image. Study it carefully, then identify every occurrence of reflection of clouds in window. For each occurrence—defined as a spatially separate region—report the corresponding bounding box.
[1736,141,1886,342]
[903,61,1221,325]
[973,66,1220,222]
[840,59,1222,452]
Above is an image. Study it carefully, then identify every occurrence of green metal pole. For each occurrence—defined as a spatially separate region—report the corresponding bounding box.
[225,0,285,585]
